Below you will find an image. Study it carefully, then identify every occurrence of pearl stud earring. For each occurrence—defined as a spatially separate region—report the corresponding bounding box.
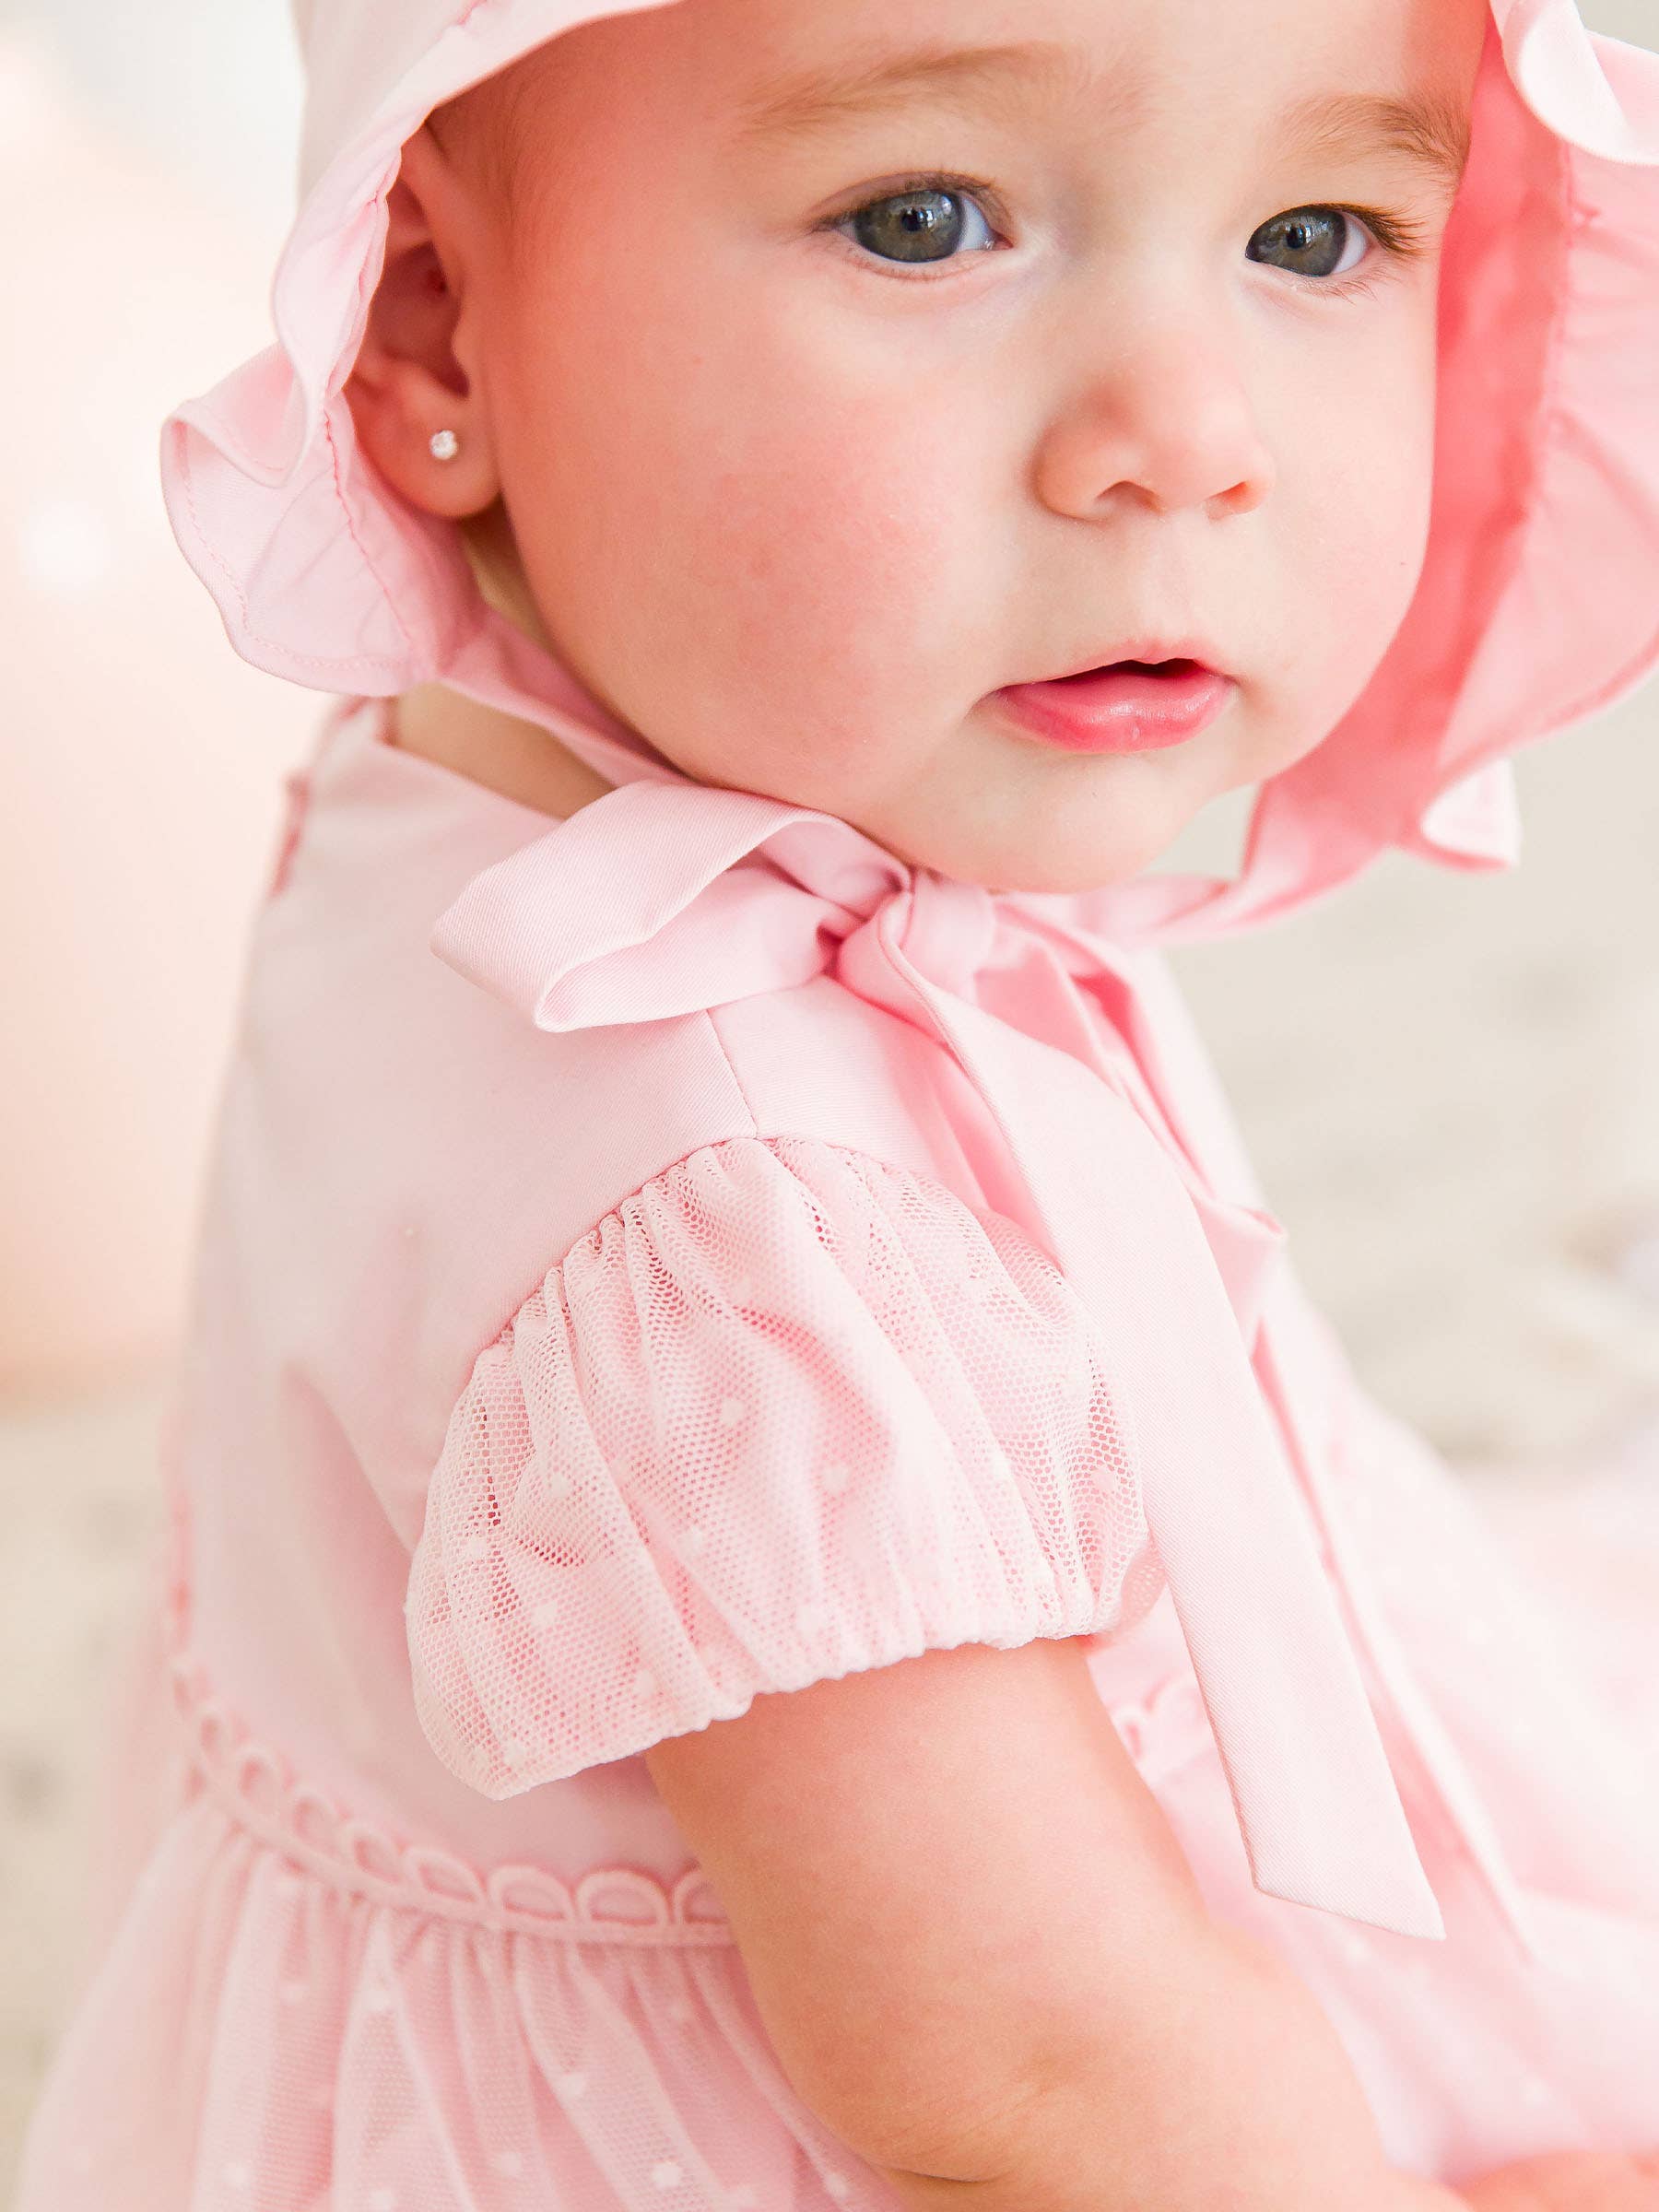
[429,429,461,462]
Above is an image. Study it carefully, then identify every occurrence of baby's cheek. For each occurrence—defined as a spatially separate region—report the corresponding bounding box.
[1278,366,1437,735]
[673,409,983,774]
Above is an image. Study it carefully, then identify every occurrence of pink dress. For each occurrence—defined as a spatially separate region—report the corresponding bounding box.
[19,0,1659,2200]
[18,688,1659,2209]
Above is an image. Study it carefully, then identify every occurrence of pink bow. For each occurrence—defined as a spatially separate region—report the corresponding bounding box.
[433,778,1450,1939]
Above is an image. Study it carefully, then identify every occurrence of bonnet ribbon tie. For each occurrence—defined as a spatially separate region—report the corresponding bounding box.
[993,891,1548,1966]
[432,776,1471,1943]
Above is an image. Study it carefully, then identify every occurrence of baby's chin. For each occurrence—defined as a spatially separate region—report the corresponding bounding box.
[847,785,1205,897]
[835,724,1228,895]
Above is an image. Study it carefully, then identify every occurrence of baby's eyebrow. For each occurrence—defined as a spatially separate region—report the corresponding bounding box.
[1281,90,1473,194]
[729,41,1106,147]
[729,42,1471,196]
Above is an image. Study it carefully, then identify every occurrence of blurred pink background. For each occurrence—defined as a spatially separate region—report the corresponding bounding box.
[2,0,1654,2193]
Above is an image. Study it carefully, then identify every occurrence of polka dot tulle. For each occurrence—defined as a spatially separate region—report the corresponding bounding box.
[18,1127,1208,2210]
[406,1135,1165,1799]
[14,1524,1213,2212]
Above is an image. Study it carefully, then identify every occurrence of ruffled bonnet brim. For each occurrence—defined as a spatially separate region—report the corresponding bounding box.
[160,0,1659,946]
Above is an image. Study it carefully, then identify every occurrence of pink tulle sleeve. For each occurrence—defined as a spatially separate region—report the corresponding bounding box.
[405,1135,1164,1797]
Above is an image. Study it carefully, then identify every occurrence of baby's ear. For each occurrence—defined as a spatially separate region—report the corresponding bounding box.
[347,129,500,520]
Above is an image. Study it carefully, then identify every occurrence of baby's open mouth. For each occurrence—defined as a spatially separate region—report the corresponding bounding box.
[993,657,1235,755]
[1055,655,1207,681]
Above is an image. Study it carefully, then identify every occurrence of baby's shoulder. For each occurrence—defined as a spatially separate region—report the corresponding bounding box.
[344,958,1007,1454]
[426,941,998,1255]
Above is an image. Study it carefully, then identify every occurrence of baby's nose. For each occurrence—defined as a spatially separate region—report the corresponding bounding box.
[1033,328,1276,523]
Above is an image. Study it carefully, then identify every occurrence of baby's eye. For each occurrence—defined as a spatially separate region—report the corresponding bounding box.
[1246,206,1372,281]
[831,182,1000,269]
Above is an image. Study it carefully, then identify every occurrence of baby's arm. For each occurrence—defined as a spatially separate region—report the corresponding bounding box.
[646,1633,1442,2211]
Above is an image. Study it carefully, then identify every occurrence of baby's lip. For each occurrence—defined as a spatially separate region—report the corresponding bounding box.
[1034,635,1230,684]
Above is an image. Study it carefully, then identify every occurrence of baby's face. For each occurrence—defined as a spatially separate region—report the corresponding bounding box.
[437,0,1486,891]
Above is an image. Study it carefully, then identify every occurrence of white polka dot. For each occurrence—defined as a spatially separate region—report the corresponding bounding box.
[462,1535,489,1562]
[683,1524,707,1556]
[717,1396,747,1429]
[651,2160,684,2189]
[795,1601,829,1639]
[825,2174,852,2202]
[558,2070,589,2099]
[279,1978,309,2006]
[730,2189,759,2210]
[362,1985,394,2016]
[532,1599,560,1629]
[491,2150,526,2179]
[633,1666,658,1700]
[821,1463,851,1495]
[222,2161,253,2191]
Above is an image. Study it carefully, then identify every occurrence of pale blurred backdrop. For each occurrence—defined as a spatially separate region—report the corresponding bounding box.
[2,0,1656,2192]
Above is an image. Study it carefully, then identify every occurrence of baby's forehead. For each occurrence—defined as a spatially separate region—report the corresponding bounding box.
[487,0,1479,176]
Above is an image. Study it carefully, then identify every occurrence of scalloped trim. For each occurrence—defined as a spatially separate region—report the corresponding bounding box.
[166,1651,738,1947]
[163,1642,1212,1947]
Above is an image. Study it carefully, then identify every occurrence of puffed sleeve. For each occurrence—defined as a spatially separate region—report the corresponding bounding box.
[405,1134,1165,1797]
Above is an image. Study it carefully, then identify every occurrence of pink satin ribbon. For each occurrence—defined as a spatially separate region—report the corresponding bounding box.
[424,769,1532,1948]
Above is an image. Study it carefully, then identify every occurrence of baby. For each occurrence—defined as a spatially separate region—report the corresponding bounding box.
[347,0,1659,2203]
[18,0,1659,2207]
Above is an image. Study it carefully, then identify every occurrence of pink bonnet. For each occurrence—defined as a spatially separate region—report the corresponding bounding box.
[159,0,1659,945]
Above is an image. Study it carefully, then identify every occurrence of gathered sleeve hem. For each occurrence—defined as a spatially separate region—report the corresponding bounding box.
[406,1134,1164,1798]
